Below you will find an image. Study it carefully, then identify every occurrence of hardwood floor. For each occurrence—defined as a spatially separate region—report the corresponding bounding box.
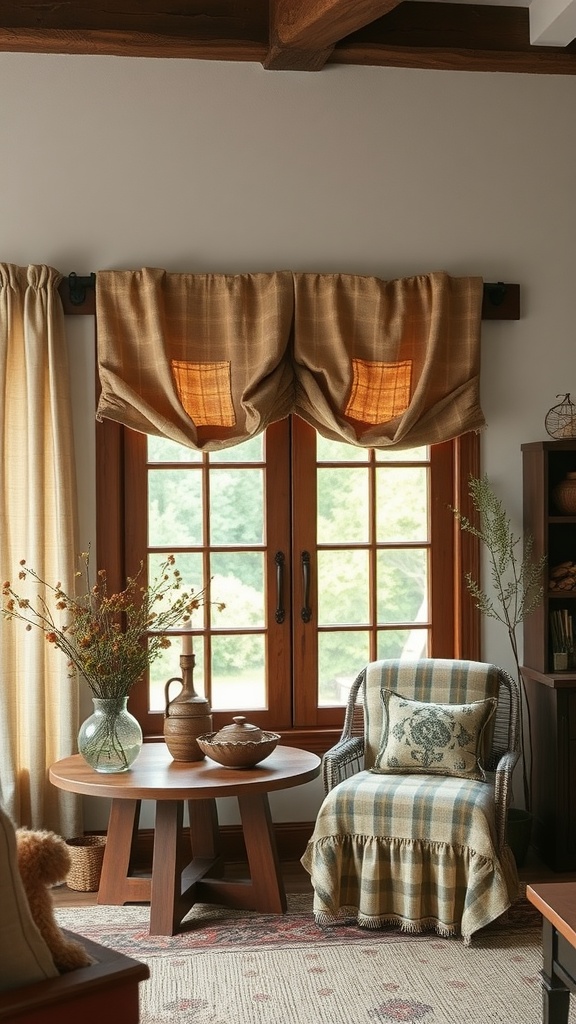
[51,850,576,909]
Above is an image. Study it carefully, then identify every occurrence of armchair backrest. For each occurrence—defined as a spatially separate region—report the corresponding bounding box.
[0,805,58,992]
[358,658,517,771]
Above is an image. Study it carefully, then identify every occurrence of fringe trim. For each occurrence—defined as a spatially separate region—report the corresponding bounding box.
[314,909,468,943]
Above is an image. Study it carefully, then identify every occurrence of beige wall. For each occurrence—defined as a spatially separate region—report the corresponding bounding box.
[3,53,576,822]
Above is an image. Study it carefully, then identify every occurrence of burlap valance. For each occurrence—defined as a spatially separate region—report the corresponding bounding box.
[96,268,485,451]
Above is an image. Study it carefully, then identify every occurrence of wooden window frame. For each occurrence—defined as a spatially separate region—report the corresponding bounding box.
[96,418,480,755]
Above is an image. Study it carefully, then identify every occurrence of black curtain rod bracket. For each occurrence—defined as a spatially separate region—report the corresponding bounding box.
[484,282,507,307]
[67,272,96,306]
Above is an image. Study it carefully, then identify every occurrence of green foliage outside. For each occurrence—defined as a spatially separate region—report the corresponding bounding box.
[148,438,429,705]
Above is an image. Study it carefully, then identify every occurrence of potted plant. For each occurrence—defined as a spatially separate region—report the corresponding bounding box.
[452,474,546,864]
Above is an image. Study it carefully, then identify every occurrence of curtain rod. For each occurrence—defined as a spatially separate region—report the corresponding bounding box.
[57,273,520,321]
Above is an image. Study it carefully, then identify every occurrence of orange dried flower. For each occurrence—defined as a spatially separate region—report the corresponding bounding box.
[1,548,218,701]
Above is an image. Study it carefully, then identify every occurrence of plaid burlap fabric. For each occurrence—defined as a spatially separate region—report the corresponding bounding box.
[301,659,520,944]
[96,269,484,451]
[292,272,485,449]
[300,771,519,943]
[96,269,295,450]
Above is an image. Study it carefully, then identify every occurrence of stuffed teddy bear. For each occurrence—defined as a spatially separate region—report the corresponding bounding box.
[15,827,93,973]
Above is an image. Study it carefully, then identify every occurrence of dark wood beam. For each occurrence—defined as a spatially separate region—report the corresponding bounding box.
[0,27,266,61]
[264,0,404,71]
[0,0,268,60]
[0,1,573,74]
[58,276,520,321]
[331,2,576,74]
[332,41,576,74]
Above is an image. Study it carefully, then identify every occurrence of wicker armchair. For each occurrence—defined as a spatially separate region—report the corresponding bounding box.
[302,658,521,943]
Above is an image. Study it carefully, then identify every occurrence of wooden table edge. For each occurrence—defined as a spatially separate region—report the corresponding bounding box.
[527,883,576,948]
[49,745,321,800]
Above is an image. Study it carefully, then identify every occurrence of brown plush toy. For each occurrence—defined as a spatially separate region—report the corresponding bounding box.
[15,827,92,973]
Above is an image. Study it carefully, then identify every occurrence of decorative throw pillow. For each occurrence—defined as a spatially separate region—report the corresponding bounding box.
[371,689,497,781]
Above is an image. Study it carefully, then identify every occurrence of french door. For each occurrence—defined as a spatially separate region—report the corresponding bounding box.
[97,415,479,748]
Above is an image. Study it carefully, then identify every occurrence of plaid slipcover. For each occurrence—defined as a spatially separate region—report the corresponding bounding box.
[301,659,521,944]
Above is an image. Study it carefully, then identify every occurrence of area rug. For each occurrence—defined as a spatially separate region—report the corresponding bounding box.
[55,893,575,1024]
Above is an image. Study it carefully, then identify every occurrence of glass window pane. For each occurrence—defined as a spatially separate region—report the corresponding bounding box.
[149,551,204,603]
[375,446,429,462]
[316,436,369,462]
[318,550,369,625]
[377,549,428,623]
[210,436,263,462]
[211,634,266,710]
[148,469,203,546]
[377,628,429,660]
[210,553,264,628]
[147,436,202,463]
[209,469,263,545]
[317,467,369,544]
[318,631,369,706]
[376,466,429,542]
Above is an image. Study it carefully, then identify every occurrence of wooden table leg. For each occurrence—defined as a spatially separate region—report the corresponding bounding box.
[238,791,286,914]
[150,800,185,936]
[187,797,225,879]
[98,799,150,905]
[542,921,571,1024]
[187,798,221,860]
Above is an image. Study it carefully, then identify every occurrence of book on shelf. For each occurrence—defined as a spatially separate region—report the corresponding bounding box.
[550,607,574,656]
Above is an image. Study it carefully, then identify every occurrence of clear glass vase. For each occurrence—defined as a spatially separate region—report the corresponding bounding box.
[78,697,143,773]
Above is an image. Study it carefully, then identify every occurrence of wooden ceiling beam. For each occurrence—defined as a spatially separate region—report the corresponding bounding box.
[332,40,576,74]
[0,1,268,60]
[0,1,574,74]
[332,2,576,74]
[264,0,404,71]
[0,27,267,61]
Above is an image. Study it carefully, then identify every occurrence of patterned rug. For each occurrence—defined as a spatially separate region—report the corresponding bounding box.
[55,893,575,1024]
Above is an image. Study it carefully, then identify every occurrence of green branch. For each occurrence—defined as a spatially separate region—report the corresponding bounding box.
[452,474,546,813]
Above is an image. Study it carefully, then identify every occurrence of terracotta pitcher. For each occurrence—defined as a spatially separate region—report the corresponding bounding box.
[163,654,212,761]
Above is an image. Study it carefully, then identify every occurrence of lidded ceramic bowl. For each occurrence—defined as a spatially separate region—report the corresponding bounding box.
[196,716,280,768]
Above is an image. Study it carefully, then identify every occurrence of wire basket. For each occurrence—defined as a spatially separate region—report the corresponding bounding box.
[65,835,107,892]
[545,393,576,438]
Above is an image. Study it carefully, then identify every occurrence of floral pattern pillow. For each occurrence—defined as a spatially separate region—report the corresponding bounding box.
[371,689,497,781]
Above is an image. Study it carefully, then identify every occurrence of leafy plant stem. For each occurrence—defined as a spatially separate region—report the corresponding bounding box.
[452,474,546,814]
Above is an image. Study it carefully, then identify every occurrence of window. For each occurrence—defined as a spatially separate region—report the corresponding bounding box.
[97,416,480,752]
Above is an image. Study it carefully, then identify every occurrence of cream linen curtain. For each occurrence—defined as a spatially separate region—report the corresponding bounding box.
[96,269,485,450]
[0,265,81,834]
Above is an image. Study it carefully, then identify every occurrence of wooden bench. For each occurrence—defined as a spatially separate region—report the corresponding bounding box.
[0,930,149,1024]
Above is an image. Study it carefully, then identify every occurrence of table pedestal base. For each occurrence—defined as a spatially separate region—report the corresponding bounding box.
[98,792,286,936]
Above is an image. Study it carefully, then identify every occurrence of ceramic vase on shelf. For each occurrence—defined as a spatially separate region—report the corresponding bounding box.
[552,471,576,515]
[163,653,212,761]
[78,696,143,773]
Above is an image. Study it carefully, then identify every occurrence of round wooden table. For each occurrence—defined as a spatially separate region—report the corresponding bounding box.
[50,743,320,936]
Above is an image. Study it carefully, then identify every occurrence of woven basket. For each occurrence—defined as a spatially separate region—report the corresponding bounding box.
[65,835,107,892]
